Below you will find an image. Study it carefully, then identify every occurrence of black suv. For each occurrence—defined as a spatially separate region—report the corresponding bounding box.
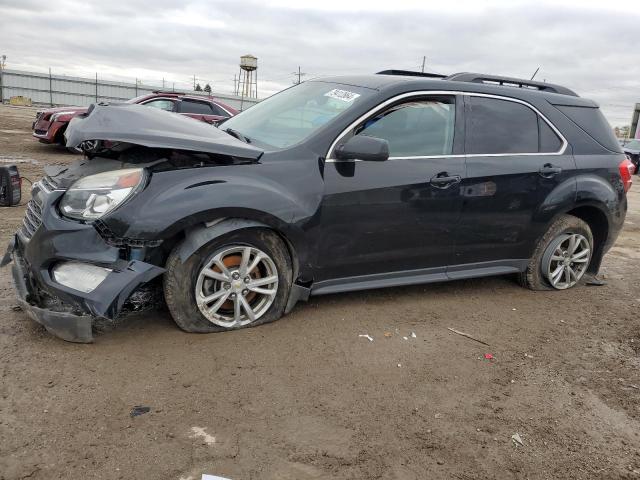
[2,71,634,342]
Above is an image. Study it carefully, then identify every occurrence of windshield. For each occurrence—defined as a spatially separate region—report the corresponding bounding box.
[221,81,372,149]
[625,139,640,150]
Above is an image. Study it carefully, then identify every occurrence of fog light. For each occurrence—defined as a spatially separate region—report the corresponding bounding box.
[52,261,111,293]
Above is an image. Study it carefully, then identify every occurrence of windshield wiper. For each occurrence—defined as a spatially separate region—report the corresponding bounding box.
[224,128,251,144]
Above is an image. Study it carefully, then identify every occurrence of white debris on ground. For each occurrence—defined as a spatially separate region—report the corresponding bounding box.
[512,433,524,446]
[190,426,216,445]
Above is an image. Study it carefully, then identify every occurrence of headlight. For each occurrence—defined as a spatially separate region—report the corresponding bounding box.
[50,111,77,122]
[59,168,145,220]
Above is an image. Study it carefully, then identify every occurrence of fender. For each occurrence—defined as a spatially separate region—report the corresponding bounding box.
[534,176,577,222]
[537,172,624,274]
[103,158,324,277]
[525,176,577,258]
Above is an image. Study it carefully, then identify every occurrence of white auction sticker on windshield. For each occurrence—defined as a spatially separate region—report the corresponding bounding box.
[324,89,360,102]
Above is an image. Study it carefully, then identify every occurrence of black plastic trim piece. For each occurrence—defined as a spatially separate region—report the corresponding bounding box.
[311,260,528,296]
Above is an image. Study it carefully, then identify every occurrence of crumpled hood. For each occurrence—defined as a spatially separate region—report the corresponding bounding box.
[64,103,263,160]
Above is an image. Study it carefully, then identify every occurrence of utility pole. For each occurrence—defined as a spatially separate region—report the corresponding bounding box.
[233,74,238,95]
[0,55,5,104]
[193,74,196,91]
[292,66,306,85]
[49,67,53,106]
[421,56,426,73]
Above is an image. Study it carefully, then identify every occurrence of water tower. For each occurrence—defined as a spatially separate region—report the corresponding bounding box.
[237,54,258,99]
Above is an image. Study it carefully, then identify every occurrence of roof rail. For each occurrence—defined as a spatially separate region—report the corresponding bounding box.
[377,69,447,79]
[445,72,578,97]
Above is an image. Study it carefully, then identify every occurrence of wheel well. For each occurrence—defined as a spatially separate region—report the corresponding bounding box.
[565,206,609,273]
[158,220,301,282]
[54,124,67,144]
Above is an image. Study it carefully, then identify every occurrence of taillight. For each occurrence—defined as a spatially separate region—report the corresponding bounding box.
[619,158,635,193]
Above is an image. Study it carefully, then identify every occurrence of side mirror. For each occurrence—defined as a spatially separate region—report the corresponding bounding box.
[334,135,389,162]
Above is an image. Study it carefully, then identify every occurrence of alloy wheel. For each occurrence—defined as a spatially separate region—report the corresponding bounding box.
[195,246,279,327]
[544,233,591,290]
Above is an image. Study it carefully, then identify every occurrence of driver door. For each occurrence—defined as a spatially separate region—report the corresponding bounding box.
[315,94,466,284]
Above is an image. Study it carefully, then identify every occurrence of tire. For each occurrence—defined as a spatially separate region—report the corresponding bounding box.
[164,228,292,333]
[519,214,593,291]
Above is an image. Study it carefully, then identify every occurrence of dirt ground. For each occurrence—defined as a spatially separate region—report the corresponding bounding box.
[1,104,639,480]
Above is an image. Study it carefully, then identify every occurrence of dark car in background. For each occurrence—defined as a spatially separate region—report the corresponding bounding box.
[32,91,238,150]
[3,71,633,342]
[622,138,640,173]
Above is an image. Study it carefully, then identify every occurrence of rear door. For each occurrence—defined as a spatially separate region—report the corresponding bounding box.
[178,99,224,123]
[316,94,466,282]
[451,94,575,272]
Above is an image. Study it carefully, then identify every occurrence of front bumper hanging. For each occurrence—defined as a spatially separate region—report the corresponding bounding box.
[4,235,164,343]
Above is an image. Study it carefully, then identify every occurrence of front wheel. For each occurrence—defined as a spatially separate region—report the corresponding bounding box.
[519,214,593,291]
[164,229,292,332]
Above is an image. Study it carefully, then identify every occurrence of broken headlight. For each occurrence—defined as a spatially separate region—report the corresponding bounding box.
[59,168,145,220]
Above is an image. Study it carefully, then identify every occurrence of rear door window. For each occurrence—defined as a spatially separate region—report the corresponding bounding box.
[142,99,176,112]
[211,103,230,117]
[355,97,456,157]
[179,100,215,115]
[466,97,539,154]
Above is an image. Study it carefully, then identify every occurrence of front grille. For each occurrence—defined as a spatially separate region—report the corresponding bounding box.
[19,178,59,241]
[21,198,43,240]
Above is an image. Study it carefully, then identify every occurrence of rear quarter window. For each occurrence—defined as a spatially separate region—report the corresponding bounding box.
[555,105,622,153]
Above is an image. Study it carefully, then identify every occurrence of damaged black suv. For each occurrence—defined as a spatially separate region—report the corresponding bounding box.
[2,71,633,342]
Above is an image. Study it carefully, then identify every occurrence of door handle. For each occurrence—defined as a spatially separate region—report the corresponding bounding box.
[539,163,562,178]
[430,173,462,189]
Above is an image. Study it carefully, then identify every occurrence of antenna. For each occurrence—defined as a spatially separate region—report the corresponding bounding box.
[530,66,540,81]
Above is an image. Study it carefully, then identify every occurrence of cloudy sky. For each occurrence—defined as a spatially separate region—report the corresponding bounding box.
[0,0,638,126]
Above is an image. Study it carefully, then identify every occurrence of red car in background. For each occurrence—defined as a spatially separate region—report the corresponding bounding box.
[32,91,238,151]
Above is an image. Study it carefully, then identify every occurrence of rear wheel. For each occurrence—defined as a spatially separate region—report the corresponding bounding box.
[519,214,593,291]
[164,229,292,332]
